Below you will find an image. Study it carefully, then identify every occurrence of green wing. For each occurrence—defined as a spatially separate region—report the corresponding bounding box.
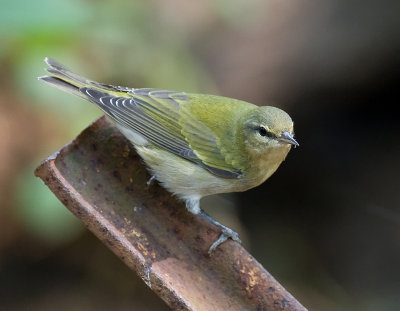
[82,88,243,178]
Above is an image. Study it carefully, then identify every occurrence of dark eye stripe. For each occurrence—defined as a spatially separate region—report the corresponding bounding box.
[258,126,274,138]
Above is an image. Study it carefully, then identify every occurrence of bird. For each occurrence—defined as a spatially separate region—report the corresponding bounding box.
[39,57,298,254]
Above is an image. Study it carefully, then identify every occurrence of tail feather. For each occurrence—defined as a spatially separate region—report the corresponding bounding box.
[38,57,93,99]
[38,75,85,98]
[44,58,88,85]
[39,57,133,99]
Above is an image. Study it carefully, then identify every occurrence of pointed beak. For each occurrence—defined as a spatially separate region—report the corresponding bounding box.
[279,131,299,147]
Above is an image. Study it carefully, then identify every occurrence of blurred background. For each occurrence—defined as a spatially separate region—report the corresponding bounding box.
[0,0,399,310]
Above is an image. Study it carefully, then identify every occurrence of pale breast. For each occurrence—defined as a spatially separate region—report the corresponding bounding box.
[135,144,291,201]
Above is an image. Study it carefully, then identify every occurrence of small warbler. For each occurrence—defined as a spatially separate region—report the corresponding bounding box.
[39,58,298,254]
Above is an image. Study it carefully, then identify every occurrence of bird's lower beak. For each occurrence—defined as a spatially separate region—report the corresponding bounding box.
[279,131,299,147]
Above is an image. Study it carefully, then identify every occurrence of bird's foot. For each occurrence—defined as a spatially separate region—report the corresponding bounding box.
[208,226,241,255]
[199,210,241,255]
[184,200,241,255]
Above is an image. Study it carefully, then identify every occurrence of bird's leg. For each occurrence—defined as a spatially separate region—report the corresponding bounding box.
[185,198,241,255]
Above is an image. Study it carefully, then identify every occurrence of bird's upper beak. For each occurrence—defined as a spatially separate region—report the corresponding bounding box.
[278,131,299,147]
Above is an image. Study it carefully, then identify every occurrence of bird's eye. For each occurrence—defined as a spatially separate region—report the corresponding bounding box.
[258,126,273,138]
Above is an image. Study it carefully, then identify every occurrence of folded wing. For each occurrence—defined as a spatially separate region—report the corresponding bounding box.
[83,88,242,178]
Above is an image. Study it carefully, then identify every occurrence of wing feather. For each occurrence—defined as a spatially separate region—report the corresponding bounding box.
[81,87,242,178]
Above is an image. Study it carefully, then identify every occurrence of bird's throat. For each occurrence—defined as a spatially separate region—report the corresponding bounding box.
[250,145,291,185]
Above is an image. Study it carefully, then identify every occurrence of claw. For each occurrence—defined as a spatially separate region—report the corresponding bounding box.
[208,234,228,254]
[146,175,156,186]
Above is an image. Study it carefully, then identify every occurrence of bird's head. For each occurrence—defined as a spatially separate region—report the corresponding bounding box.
[239,106,298,155]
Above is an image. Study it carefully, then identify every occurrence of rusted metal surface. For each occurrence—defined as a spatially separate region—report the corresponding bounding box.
[35,116,308,311]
